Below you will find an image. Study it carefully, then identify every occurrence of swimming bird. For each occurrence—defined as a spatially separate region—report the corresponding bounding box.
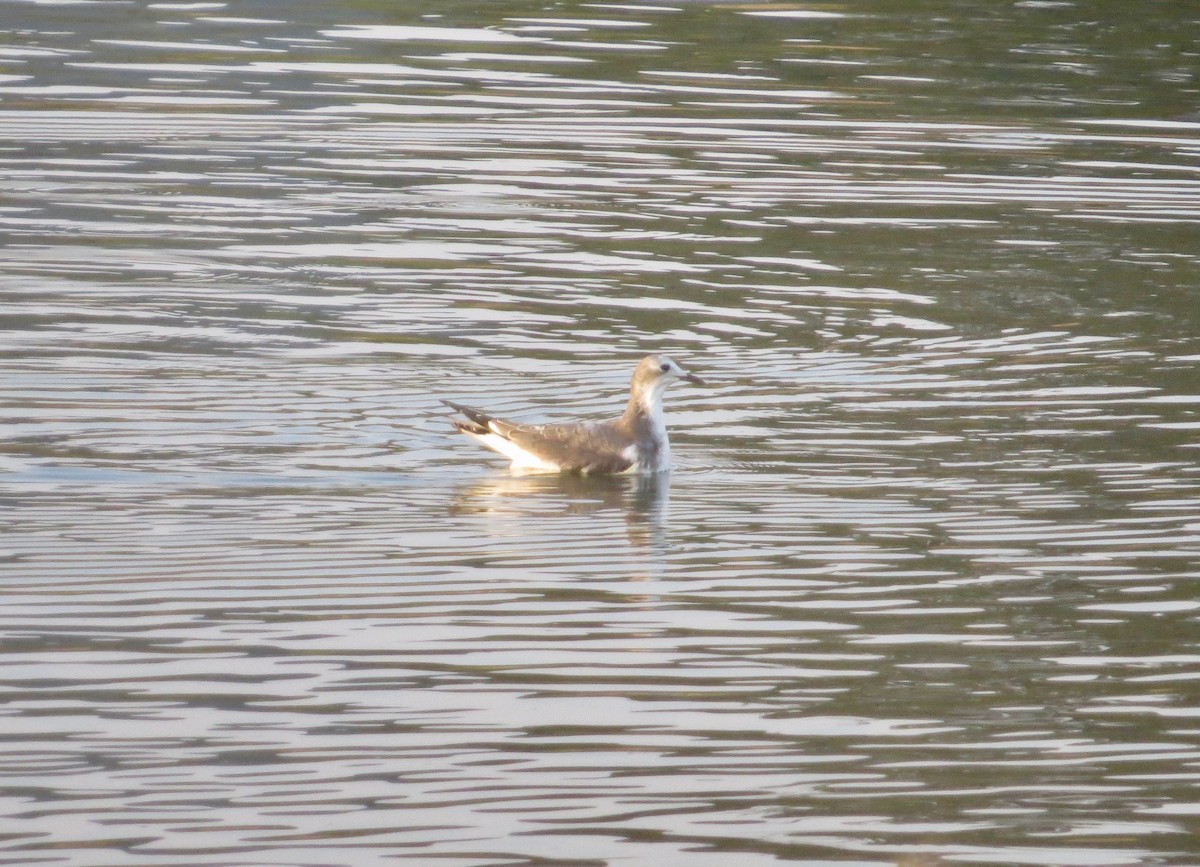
[443,354,703,474]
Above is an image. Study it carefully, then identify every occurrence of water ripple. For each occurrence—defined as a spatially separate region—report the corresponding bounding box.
[2,2,1199,865]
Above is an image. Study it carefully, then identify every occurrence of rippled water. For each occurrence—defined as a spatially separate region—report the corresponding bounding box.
[3,1,1200,864]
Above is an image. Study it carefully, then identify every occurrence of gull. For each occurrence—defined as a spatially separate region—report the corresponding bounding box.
[443,354,703,474]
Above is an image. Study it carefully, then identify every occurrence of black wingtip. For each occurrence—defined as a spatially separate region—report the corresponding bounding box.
[452,419,489,436]
[442,400,494,431]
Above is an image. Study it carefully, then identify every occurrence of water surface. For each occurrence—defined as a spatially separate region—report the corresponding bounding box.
[2,1,1199,864]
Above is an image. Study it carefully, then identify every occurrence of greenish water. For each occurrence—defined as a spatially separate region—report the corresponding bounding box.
[1,1,1199,864]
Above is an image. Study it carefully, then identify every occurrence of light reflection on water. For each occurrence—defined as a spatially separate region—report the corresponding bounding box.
[2,1,1199,865]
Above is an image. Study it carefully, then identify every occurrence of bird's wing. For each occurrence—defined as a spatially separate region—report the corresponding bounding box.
[497,419,635,474]
[443,402,634,473]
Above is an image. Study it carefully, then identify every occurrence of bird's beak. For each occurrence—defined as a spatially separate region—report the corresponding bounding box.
[682,371,704,386]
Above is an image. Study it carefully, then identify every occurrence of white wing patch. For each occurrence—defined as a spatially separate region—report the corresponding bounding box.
[470,431,562,472]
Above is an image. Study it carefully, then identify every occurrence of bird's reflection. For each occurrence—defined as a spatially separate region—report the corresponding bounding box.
[448,471,671,558]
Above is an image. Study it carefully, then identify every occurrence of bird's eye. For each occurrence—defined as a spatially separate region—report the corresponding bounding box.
[660,363,670,372]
